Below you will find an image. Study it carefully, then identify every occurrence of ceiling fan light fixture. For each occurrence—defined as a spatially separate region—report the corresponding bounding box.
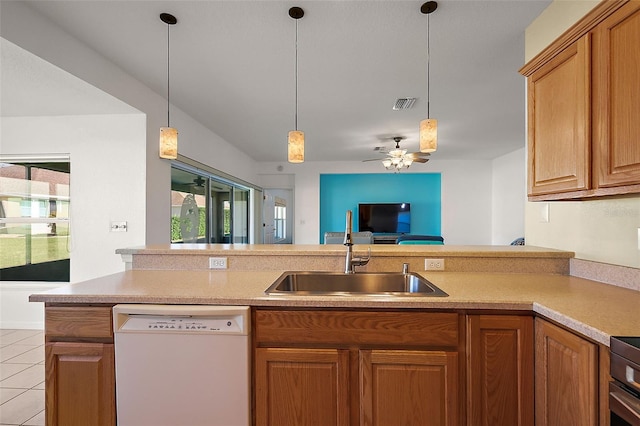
[372,136,427,172]
[288,7,305,163]
[420,118,437,153]
[159,12,178,160]
[288,130,304,163]
[420,1,438,154]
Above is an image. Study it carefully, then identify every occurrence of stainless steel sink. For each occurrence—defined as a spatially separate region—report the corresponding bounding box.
[265,271,448,297]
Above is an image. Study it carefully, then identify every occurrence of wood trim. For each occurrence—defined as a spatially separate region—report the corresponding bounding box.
[598,344,611,426]
[254,309,459,347]
[528,182,640,201]
[520,0,628,76]
[45,306,113,340]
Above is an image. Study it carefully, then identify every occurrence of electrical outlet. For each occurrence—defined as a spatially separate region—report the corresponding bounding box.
[425,258,445,271]
[209,257,227,269]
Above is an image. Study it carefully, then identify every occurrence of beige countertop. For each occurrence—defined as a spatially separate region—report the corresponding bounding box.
[30,269,640,346]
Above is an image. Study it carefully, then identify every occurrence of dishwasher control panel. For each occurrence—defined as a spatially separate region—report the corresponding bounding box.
[121,315,242,334]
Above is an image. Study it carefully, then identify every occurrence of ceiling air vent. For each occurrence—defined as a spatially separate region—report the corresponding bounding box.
[393,98,417,110]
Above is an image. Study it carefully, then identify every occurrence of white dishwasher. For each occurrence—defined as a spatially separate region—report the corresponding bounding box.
[113,304,250,426]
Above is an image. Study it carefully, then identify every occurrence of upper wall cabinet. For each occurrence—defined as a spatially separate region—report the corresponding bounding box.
[593,2,640,188]
[525,35,591,196]
[520,0,640,201]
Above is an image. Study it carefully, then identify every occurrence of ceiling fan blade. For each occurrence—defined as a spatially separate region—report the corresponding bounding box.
[362,158,385,162]
[411,158,429,163]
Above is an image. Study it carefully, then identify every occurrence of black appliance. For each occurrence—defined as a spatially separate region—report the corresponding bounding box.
[358,203,410,234]
[610,336,640,426]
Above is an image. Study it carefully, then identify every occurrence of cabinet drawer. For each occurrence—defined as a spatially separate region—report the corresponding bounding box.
[255,309,459,347]
[46,306,113,339]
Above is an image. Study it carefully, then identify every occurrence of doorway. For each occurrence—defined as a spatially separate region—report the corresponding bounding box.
[263,189,293,244]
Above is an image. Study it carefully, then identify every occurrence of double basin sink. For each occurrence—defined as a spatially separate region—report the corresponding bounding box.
[265,271,448,297]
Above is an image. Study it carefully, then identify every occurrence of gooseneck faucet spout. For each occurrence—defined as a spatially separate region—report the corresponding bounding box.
[344,210,370,274]
[344,210,353,246]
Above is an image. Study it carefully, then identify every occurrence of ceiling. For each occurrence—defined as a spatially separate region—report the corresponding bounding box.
[4,0,550,162]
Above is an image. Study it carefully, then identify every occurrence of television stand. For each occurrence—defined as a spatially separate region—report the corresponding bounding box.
[372,235,400,244]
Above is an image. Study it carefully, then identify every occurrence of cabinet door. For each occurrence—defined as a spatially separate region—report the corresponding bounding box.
[467,315,534,426]
[45,342,115,426]
[535,318,598,426]
[593,2,640,188]
[527,35,591,196]
[360,350,458,426]
[255,347,350,426]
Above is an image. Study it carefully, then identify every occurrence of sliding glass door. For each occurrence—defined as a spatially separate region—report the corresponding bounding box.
[233,187,248,243]
[170,166,250,244]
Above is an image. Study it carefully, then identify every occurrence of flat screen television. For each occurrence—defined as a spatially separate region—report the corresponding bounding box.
[358,203,410,234]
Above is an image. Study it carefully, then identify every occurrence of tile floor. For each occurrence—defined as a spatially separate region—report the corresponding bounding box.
[0,329,45,426]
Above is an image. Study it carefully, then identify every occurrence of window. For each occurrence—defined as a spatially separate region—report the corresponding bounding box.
[0,159,70,281]
[274,198,287,241]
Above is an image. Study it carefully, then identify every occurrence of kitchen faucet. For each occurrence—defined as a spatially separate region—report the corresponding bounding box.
[343,210,370,274]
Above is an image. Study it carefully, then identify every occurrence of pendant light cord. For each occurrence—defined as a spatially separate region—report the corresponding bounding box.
[294,18,299,131]
[167,22,171,127]
[427,12,430,120]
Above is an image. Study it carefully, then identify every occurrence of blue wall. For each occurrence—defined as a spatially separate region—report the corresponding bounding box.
[319,173,441,241]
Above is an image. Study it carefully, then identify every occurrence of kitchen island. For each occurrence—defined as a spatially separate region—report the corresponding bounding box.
[30,244,640,426]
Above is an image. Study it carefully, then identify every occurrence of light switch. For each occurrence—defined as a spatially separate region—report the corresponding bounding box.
[111,221,127,232]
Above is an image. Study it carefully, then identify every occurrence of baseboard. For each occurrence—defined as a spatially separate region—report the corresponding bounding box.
[0,320,44,330]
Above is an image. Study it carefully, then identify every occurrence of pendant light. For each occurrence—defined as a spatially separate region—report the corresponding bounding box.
[420,2,438,153]
[288,7,304,163]
[159,13,178,160]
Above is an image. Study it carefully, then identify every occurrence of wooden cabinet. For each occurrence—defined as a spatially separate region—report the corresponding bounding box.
[466,315,534,426]
[534,318,598,426]
[526,35,591,196]
[593,1,640,189]
[521,1,640,200]
[254,309,462,426]
[360,349,458,426]
[45,342,115,426]
[44,305,115,426]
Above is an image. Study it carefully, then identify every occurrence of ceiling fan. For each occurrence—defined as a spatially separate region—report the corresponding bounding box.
[363,136,430,170]
[192,176,206,187]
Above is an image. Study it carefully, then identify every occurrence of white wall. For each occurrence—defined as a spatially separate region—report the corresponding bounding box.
[492,148,526,245]
[0,1,261,246]
[524,0,640,268]
[1,114,147,328]
[2,115,147,282]
[257,157,496,245]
